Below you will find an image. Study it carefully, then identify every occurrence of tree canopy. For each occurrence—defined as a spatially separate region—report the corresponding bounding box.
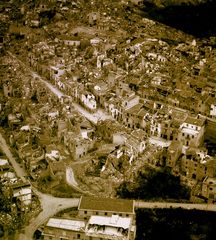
[116,167,190,200]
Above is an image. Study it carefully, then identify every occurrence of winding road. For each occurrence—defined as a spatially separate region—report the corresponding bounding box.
[1,127,216,239]
[0,130,80,240]
[3,51,216,240]
[19,190,79,240]
[0,132,27,182]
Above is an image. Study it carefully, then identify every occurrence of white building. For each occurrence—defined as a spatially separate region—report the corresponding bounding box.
[122,92,140,111]
[178,116,205,148]
[42,196,136,239]
[12,182,32,209]
[210,103,216,117]
[90,37,102,46]
[81,92,97,111]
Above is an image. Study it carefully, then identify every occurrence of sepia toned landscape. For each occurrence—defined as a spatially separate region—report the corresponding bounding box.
[0,0,216,239]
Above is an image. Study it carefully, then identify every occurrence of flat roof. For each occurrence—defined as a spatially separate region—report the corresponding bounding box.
[88,215,131,229]
[46,218,85,232]
[125,103,142,114]
[184,116,205,127]
[13,188,31,197]
[0,159,9,166]
[11,182,31,190]
[181,128,199,135]
[78,196,134,214]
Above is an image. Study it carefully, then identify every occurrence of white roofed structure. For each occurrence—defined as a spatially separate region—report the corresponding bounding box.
[0,158,9,166]
[86,215,132,239]
[46,218,85,232]
[88,215,131,229]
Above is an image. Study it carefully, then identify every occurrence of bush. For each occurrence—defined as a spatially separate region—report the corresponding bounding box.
[136,208,216,240]
[116,167,190,201]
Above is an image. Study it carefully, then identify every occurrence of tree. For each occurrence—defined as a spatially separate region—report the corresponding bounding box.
[0,224,3,238]
[0,183,11,212]
[116,167,190,200]
[84,46,94,60]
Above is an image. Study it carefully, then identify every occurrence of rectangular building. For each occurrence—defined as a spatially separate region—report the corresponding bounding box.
[78,196,135,220]
[43,196,136,239]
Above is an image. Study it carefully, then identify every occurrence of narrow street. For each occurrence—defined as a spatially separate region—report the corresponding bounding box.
[1,127,216,239]
[0,131,27,182]
[19,190,79,240]
[32,72,64,99]
[7,51,113,125]
[4,52,216,240]
[65,166,93,195]
[66,167,79,187]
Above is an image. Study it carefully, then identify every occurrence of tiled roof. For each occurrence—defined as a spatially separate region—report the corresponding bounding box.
[78,196,134,214]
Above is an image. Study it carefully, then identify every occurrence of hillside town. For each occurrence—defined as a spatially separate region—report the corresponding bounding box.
[0,0,216,239]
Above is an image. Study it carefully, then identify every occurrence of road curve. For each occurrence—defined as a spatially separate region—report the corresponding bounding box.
[19,190,79,240]
[5,51,216,239]
[0,130,80,240]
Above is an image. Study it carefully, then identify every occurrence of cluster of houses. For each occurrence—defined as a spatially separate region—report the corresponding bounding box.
[41,196,136,240]
[0,157,32,212]
[3,0,216,203]
[1,0,216,206]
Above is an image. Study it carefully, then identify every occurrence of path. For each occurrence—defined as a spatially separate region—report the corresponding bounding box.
[66,167,78,187]
[8,51,113,125]
[19,190,79,240]
[0,130,80,240]
[5,51,216,239]
[135,201,216,212]
[0,131,27,182]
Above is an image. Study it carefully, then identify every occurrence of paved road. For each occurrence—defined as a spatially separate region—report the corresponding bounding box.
[0,130,79,239]
[135,201,216,212]
[5,51,216,239]
[8,51,112,125]
[1,126,216,240]
[0,131,27,182]
[19,190,79,240]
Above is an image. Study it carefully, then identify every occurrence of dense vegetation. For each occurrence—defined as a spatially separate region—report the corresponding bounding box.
[0,182,24,238]
[141,0,216,37]
[136,208,216,240]
[0,183,11,213]
[116,167,190,201]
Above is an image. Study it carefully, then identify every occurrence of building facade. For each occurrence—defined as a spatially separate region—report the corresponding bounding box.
[42,196,136,240]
